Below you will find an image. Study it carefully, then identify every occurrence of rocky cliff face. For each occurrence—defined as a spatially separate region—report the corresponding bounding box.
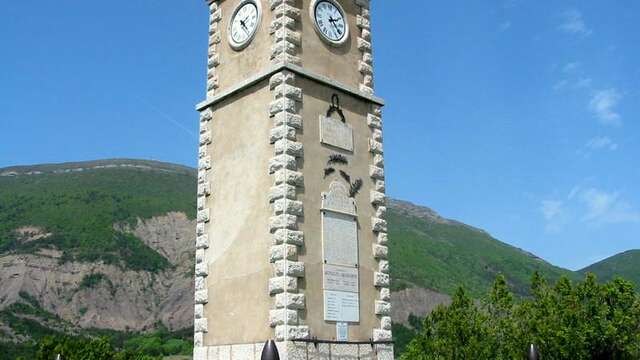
[0,212,195,332]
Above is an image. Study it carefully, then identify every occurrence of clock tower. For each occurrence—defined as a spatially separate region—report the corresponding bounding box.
[193,0,392,359]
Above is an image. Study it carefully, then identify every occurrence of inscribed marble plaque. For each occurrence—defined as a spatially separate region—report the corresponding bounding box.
[320,116,354,152]
[324,290,360,322]
[322,211,358,267]
[324,264,359,293]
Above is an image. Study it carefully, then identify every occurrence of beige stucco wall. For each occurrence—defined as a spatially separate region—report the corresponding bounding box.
[204,81,274,346]
[215,0,364,92]
[299,0,364,90]
[215,0,274,94]
[296,76,379,341]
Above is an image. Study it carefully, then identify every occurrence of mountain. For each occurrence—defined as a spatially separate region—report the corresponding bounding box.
[580,250,640,287]
[0,160,197,358]
[0,159,635,357]
[388,199,577,298]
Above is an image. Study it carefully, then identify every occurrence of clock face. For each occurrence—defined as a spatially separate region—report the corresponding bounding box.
[229,1,260,50]
[313,0,348,45]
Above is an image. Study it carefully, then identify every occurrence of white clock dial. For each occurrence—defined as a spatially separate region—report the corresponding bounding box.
[229,1,261,50]
[312,0,349,45]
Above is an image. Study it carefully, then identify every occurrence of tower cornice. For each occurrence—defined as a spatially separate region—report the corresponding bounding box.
[196,62,384,111]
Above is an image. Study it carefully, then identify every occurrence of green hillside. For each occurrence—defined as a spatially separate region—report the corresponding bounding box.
[387,200,578,297]
[580,250,640,287]
[0,159,196,272]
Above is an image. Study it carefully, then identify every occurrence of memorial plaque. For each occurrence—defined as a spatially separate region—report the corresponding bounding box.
[324,290,360,323]
[322,211,358,267]
[324,264,359,293]
[320,116,354,152]
[321,181,361,324]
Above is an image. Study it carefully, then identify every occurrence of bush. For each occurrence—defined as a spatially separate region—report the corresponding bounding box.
[36,336,161,360]
[78,273,110,290]
[123,325,192,356]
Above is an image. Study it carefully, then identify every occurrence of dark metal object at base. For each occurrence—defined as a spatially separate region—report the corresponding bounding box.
[529,344,540,360]
[261,340,280,360]
[292,337,394,348]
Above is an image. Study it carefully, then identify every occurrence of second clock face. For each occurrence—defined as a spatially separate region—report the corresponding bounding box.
[229,1,261,50]
[313,0,348,45]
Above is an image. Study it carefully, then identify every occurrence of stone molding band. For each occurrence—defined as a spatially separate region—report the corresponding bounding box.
[196,62,385,112]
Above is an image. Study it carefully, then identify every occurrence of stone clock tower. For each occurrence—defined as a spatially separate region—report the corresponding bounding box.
[193,0,392,359]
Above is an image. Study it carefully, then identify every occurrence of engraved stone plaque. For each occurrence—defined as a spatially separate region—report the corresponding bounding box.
[320,116,354,152]
[322,211,358,267]
[324,264,359,293]
[321,181,360,323]
[324,290,360,323]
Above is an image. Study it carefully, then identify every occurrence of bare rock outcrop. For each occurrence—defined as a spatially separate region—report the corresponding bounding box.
[0,212,196,333]
[391,287,452,326]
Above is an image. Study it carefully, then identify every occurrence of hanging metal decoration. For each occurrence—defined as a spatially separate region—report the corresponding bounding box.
[326,94,346,123]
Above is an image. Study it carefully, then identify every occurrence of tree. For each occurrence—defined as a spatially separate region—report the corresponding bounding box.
[401,287,493,359]
[401,274,640,360]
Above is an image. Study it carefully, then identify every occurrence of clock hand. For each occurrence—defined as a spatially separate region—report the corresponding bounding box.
[240,19,250,33]
[328,17,342,35]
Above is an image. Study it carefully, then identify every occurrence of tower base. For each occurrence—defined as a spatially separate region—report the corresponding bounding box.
[194,342,394,360]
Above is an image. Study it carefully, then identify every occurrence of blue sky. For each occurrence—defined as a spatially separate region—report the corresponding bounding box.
[0,1,638,270]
